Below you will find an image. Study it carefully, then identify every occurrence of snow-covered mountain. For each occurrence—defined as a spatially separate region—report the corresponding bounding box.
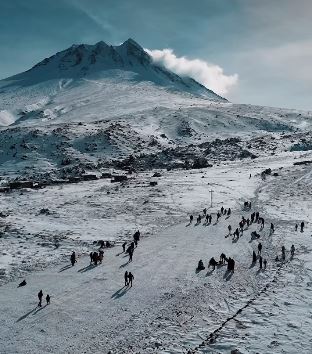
[0,38,225,127]
[0,38,311,182]
[6,38,223,99]
[1,39,312,354]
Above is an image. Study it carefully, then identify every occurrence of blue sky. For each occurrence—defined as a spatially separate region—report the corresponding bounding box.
[1,0,311,110]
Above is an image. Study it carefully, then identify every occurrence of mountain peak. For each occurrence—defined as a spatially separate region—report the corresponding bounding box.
[3,38,226,101]
[121,38,143,49]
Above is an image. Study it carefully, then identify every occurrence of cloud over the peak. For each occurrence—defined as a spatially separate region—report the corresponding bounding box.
[146,48,238,96]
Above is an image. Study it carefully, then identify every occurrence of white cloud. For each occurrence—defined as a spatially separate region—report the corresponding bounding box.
[146,48,238,96]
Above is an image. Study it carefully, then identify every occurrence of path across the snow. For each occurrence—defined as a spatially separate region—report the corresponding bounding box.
[0,209,273,354]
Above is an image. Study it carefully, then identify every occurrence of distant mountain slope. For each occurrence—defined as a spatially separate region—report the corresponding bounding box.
[0,39,226,127]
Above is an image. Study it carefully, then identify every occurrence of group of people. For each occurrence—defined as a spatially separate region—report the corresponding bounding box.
[121,230,140,262]
[197,252,235,273]
[38,289,50,307]
[89,249,104,265]
[189,206,231,226]
[124,271,134,287]
[295,222,305,232]
[275,244,295,262]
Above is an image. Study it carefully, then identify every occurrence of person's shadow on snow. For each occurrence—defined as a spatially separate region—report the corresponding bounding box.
[249,261,256,269]
[33,304,47,315]
[111,286,130,299]
[58,264,72,273]
[119,261,129,268]
[78,264,96,273]
[223,270,234,281]
[185,222,191,227]
[205,269,214,276]
[16,308,37,322]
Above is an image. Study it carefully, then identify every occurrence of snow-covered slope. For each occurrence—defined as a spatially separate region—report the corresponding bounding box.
[0,38,311,182]
[0,38,225,127]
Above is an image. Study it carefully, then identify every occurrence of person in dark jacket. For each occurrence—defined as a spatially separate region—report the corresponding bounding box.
[259,256,263,269]
[124,271,129,286]
[38,290,43,307]
[128,272,134,287]
[70,251,76,266]
[209,257,218,270]
[197,259,205,271]
[46,294,50,305]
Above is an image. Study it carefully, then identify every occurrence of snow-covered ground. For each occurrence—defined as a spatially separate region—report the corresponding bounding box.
[0,150,311,353]
[1,38,312,353]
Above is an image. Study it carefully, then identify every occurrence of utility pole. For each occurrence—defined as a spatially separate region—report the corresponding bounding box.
[209,190,213,208]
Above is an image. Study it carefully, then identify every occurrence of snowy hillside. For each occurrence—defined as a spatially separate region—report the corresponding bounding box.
[0,38,225,127]
[0,39,312,182]
[1,38,312,354]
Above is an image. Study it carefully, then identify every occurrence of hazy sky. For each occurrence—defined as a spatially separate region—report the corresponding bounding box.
[1,0,311,110]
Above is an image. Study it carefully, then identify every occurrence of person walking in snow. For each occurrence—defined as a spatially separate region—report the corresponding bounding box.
[232,258,235,272]
[128,272,134,287]
[99,250,104,264]
[203,208,207,215]
[227,208,231,217]
[221,206,224,215]
[209,257,217,270]
[263,259,267,269]
[70,251,76,267]
[220,253,226,264]
[46,294,50,305]
[122,242,127,253]
[295,224,298,232]
[291,244,295,257]
[124,271,129,286]
[270,223,275,234]
[93,252,98,266]
[89,252,93,264]
[128,248,133,262]
[258,242,262,255]
[300,221,305,232]
[190,215,194,224]
[281,246,286,260]
[259,256,263,269]
[38,290,43,307]
[197,259,205,271]
[228,225,232,235]
[133,230,140,246]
